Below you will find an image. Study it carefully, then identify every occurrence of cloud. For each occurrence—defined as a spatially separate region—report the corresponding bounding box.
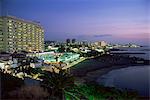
[93,34,112,38]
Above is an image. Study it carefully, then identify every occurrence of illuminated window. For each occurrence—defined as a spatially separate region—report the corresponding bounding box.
[8,20,12,22]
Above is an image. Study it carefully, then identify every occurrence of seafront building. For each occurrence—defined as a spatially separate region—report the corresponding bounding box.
[0,16,44,52]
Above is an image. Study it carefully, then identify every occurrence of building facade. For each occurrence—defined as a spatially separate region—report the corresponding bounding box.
[72,39,76,44]
[0,16,44,52]
[66,39,71,45]
[95,41,107,47]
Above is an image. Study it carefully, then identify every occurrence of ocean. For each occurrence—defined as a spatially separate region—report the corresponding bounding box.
[110,46,150,60]
[97,65,150,96]
[97,47,150,96]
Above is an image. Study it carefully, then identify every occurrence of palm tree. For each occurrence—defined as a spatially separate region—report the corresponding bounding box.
[55,56,59,62]
[40,67,85,100]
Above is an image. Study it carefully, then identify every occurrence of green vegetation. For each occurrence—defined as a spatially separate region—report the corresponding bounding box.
[39,68,86,100]
[2,63,139,100]
[39,67,138,100]
[70,84,138,100]
[79,50,102,57]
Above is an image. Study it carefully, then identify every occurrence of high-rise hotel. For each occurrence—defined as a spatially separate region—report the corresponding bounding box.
[0,16,44,52]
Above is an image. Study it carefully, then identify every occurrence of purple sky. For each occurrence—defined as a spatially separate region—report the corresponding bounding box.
[1,0,149,45]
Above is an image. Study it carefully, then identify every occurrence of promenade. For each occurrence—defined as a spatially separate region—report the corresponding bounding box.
[62,57,86,70]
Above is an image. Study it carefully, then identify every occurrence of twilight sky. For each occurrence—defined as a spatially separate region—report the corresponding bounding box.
[1,0,149,45]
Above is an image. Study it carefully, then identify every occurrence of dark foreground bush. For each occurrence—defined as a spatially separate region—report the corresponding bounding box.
[65,83,139,100]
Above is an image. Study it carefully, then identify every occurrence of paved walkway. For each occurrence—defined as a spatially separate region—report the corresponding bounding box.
[62,57,86,69]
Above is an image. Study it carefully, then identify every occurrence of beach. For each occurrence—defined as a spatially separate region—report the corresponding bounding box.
[71,54,150,84]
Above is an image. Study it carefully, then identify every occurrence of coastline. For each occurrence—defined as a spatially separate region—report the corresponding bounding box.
[71,54,150,84]
[79,65,149,83]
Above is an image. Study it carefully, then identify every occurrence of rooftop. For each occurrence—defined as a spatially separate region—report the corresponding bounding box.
[0,16,43,28]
